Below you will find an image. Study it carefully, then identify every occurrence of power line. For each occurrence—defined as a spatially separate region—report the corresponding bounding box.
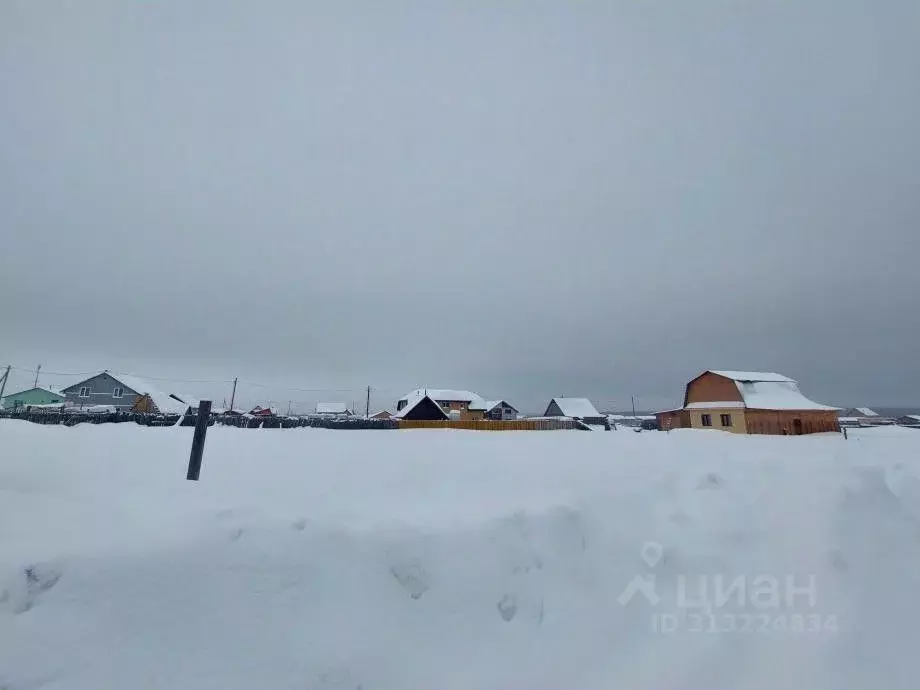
[236,380,367,393]
[9,366,100,377]
[109,371,233,385]
[2,363,381,396]
[7,365,230,385]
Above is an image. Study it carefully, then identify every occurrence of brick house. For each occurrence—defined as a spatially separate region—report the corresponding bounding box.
[656,370,839,435]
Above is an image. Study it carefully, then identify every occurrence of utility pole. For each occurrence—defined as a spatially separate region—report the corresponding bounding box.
[33,364,41,389]
[365,385,371,418]
[287,400,293,416]
[631,396,637,419]
[186,400,212,481]
[229,377,238,412]
[0,365,10,401]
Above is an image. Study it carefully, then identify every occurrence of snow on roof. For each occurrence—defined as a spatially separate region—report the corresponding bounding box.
[685,401,746,409]
[900,415,920,422]
[734,380,837,411]
[469,400,515,413]
[855,407,878,416]
[1,387,64,400]
[108,373,191,414]
[147,393,190,415]
[213,407,247,415]
[316,402,348,415]
[709,370,795,383]
[392,394,447,419]
[548,398,601,419]
[398,389,485,405]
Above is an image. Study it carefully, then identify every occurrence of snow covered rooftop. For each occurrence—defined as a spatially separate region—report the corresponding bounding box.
[315,402,348,415]
[709,370,795,383]
[392,394,447,419]
[855,407,879,416]
[548,398,601,419]
[735,380,837,411]
[107,373,192,415]
[468,399,515,413]
[1,386,64,400]
[398,389,485,405]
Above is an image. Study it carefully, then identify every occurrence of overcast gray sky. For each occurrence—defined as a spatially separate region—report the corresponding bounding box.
[2,0,918,413]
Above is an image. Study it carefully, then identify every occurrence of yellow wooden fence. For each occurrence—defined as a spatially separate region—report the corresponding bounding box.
[397,419,577,431]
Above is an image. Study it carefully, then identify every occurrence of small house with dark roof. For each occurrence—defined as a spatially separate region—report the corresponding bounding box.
[544,397,606,425]
[392,394,450,421]
[396,389,486,415]
[471,399,519,421]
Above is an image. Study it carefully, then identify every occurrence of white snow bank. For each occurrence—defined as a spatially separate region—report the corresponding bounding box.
[2,423,920,689]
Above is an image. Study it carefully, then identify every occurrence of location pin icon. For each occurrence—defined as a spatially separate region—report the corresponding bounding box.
[641,541,663,568]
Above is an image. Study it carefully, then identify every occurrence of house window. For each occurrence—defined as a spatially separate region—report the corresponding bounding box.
[79,386,90,398]
[720,414,732,427]
[701,414,712,427]
[397,400,406,411]
[113,387,124,399]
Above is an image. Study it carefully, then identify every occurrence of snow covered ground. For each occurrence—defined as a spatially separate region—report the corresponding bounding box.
[2,422,920,689]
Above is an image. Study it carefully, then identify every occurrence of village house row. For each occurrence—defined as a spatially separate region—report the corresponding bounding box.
[3,369,918,435]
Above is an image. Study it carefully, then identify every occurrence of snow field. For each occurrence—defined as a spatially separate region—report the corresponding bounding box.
[2,422,920,689]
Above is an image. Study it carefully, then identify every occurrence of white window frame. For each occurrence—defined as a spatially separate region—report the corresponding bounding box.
[79,386,90,398]
[112,387,124,399]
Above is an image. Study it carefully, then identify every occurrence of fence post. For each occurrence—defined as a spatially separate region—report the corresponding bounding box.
[187,400,212,481]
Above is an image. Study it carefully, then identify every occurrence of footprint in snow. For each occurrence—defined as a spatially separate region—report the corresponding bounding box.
[497,594,518,622]
[697,473,723,490]
[2,563,63,615]
[390,563,428,600]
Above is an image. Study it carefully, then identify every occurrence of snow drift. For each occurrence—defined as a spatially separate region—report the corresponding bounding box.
[2,422,920,689]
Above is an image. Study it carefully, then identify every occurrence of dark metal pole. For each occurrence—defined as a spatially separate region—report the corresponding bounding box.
[0,365,10,401]
[229,377,238,411]
[187,400,212,481]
